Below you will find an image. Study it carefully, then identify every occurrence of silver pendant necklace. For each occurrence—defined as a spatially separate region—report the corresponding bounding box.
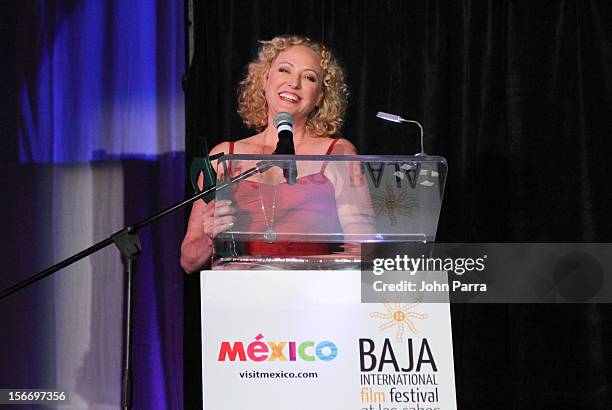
[259,130,278,243]
[257,129,305,243]
[258,181,279,243]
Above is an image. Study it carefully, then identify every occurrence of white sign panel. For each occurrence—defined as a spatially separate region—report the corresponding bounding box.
[201,270,456,410]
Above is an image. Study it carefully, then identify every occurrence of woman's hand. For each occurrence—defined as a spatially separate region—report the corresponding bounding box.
[181,141,233,273]
[180,199,236,273]
[202,199,235,239]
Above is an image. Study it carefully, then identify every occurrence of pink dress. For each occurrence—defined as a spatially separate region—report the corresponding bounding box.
[227,139,342,256]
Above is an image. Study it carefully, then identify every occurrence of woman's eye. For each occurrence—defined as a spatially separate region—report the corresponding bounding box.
[279,67,289,73]
[305,75,317,82]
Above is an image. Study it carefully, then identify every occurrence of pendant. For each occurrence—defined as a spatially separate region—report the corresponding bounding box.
[264,228,277,243]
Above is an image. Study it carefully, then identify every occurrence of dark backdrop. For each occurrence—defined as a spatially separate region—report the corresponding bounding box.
[184,1,612,408]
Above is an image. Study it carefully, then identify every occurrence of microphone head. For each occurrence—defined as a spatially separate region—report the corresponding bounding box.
[273,112,294,128]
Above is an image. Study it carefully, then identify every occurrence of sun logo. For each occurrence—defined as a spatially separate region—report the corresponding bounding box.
[371,183,418,225]
[370,302,428,343]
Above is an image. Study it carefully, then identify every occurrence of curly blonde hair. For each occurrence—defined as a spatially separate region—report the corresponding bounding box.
[238,35,349,137]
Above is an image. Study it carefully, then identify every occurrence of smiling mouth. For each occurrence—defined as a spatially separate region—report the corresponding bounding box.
[279,92,300,103]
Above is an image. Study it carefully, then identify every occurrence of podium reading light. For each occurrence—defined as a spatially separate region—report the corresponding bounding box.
[376,111,426,156]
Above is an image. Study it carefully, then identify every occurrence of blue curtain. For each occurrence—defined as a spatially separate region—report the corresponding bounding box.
[3,1,184,408]
[18,0,184,163]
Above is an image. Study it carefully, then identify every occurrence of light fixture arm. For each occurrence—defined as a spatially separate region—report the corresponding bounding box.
[376,111,426,156]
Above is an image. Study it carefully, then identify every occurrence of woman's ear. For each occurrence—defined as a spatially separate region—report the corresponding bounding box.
[316,90,324,107]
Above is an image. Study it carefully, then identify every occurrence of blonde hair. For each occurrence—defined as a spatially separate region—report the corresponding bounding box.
[238,35,348,137]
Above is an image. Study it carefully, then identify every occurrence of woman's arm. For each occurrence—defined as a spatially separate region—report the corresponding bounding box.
[180,142,234,273]
[328,139,376,241]
[180,190,214,273]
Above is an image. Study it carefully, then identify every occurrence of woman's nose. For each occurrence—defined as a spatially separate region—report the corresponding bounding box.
[288,74,301,89]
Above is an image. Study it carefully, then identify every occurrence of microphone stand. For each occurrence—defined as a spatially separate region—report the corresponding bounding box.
[0,158,272,409]
[273,135,297,185]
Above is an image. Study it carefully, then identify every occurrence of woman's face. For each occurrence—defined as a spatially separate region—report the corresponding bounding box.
[264,45,324,123]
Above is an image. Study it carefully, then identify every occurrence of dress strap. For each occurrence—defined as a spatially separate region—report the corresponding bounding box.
[226,141,235,175]
[320,138,340,173]
[325,138,340,154]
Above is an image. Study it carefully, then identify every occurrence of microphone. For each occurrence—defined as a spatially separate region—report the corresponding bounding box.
[273,112,297,184]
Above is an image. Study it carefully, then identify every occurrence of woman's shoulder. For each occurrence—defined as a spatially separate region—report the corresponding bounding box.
[325,136,358,155]
[210,134,263,156]
[209,141,231,157]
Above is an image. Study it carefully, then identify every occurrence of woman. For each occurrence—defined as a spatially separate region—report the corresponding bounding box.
[181,35,368,273]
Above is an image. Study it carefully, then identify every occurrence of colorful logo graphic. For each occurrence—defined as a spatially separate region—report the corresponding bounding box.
[218,333,338,362]
[370,302,428,343]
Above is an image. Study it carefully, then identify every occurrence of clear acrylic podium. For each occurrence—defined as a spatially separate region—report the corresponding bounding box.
[211,154,447,269]
[201,155,456,410]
